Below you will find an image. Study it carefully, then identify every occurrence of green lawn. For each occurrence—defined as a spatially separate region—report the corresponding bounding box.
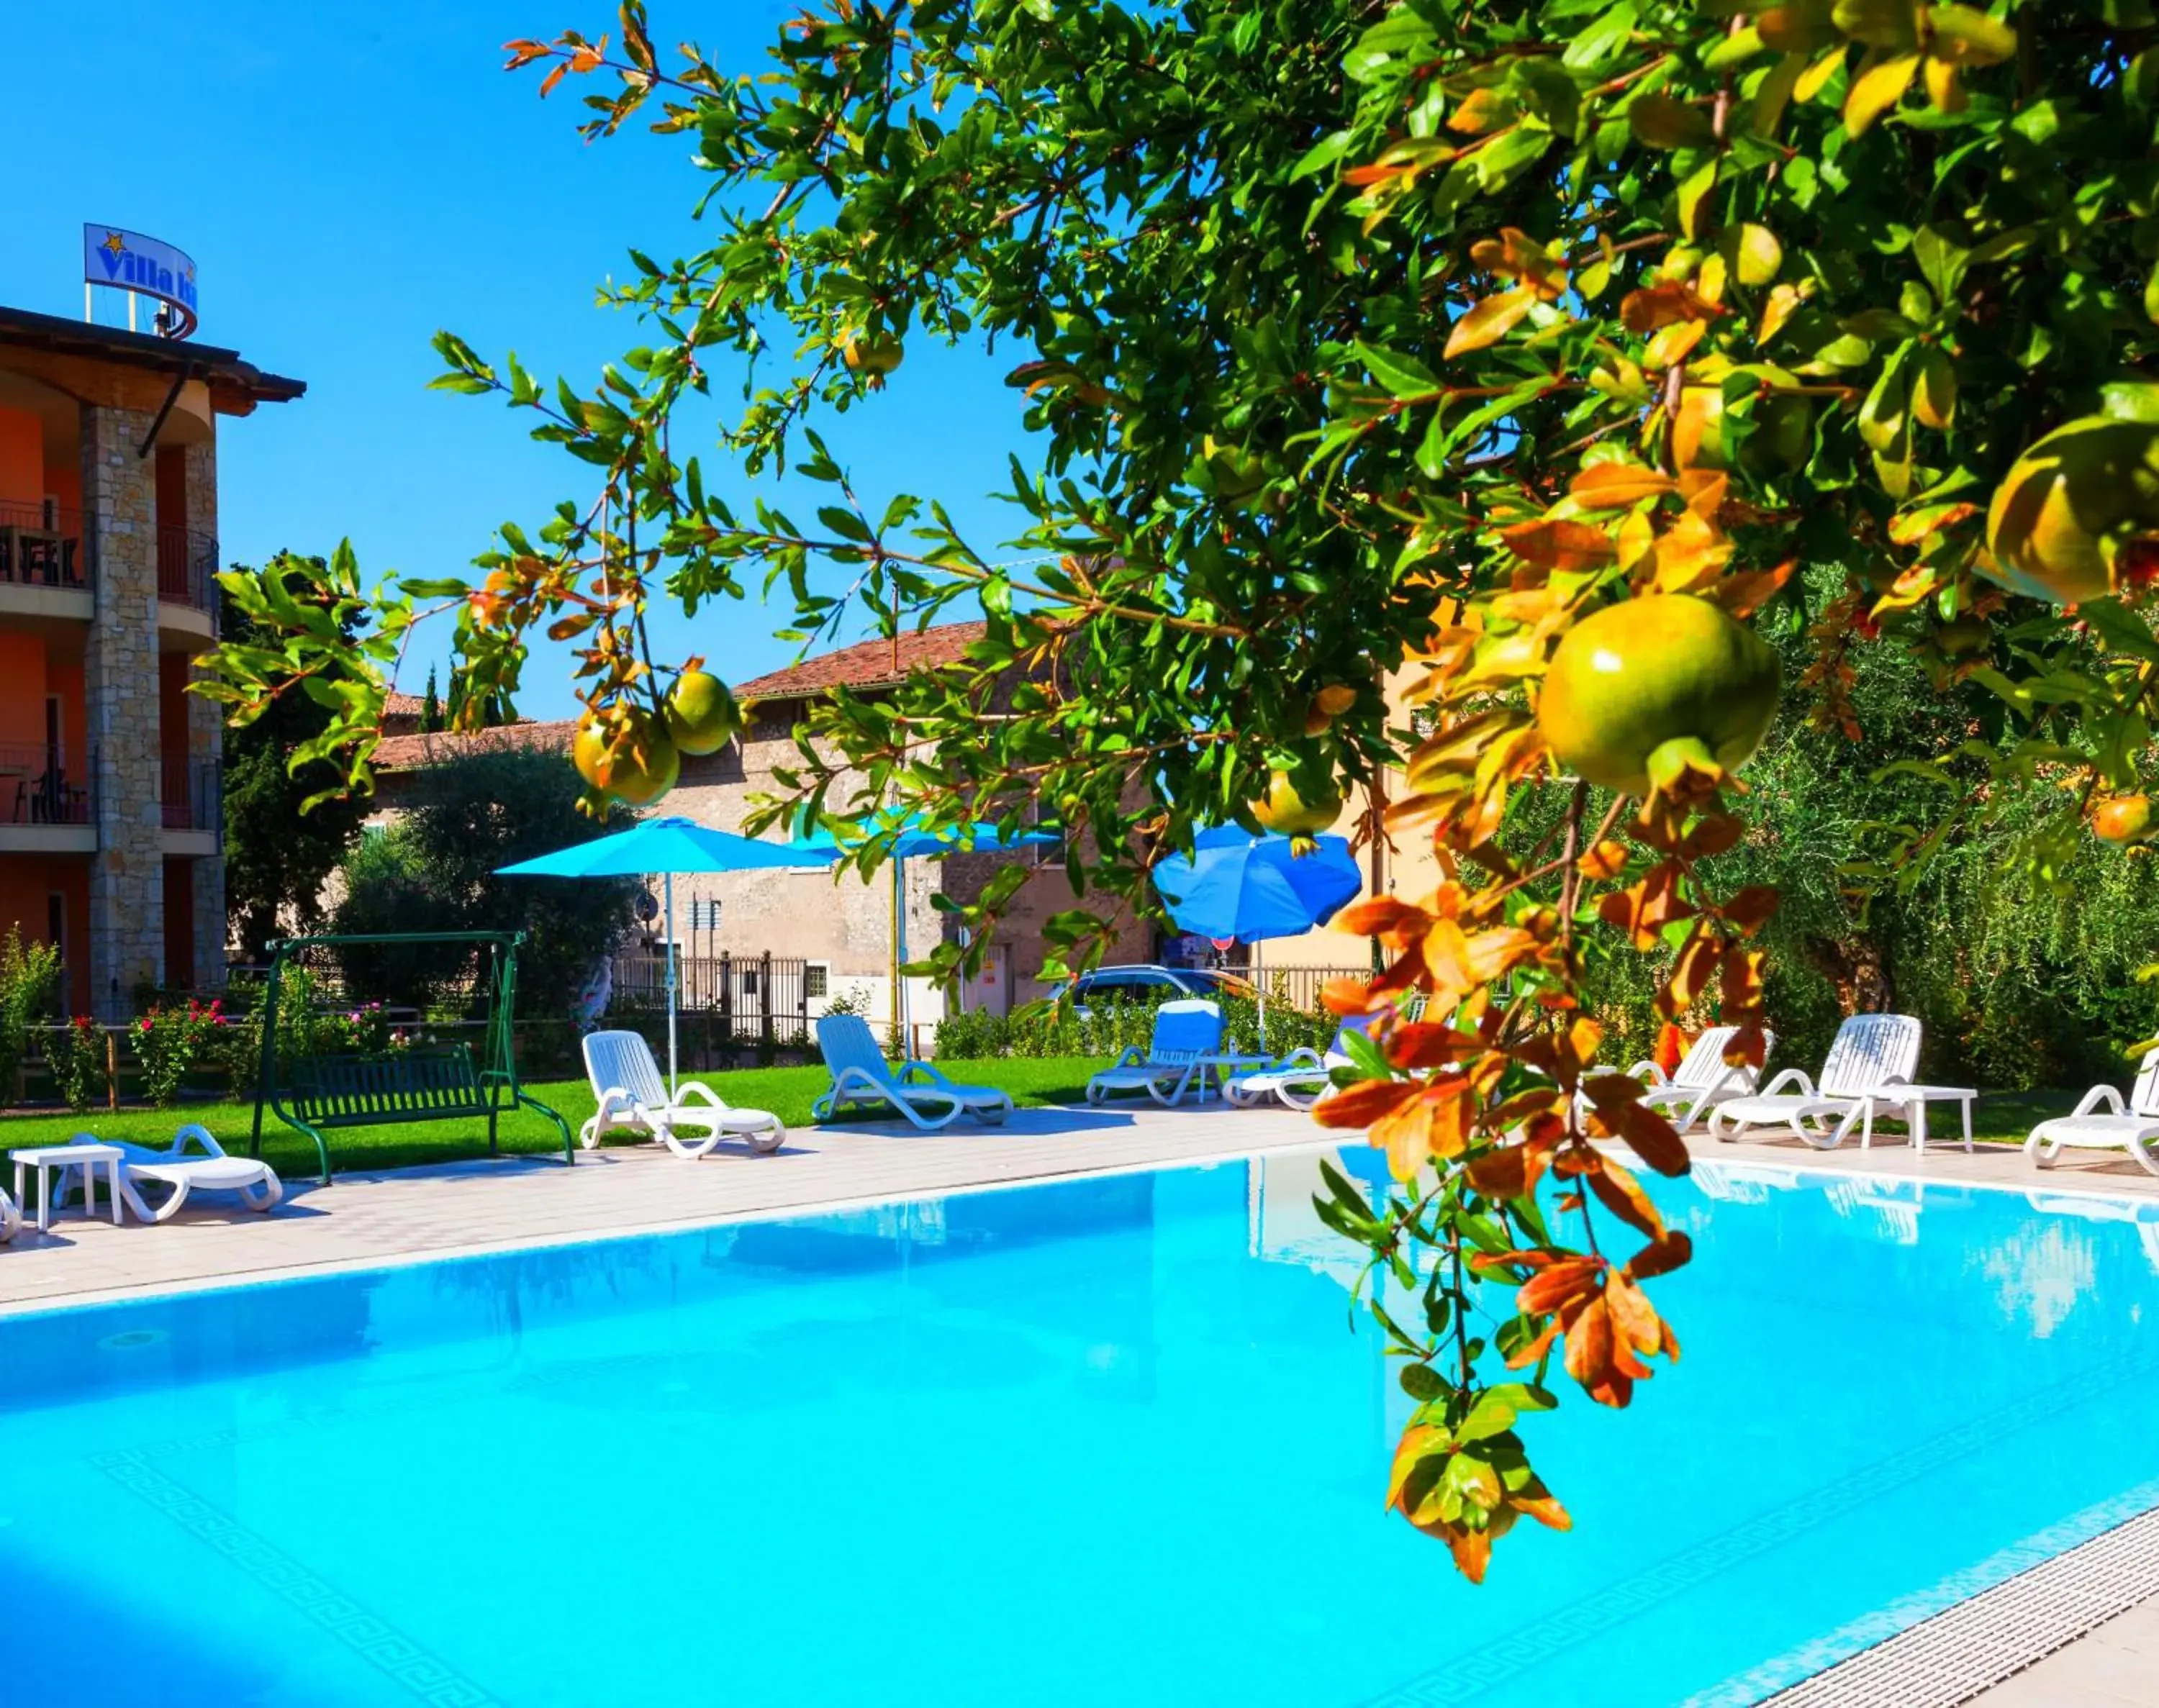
[0,1057,1115,1179]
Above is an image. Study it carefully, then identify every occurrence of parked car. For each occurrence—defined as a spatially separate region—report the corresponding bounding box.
[1060,963,1255,1022]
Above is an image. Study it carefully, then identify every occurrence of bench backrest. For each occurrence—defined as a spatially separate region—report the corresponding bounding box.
[1819,1014,1922,1098]
[290,1044,489,1127]
[584,1029,669,1109]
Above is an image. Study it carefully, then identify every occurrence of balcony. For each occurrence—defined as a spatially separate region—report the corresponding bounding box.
[156,524,219,647]
[0,500,95,630]
[159,753,219,855]
[0,742,95,853]
[0,500,90,591]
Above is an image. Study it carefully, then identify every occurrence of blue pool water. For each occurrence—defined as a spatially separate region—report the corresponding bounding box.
[4,1150,2159,1707]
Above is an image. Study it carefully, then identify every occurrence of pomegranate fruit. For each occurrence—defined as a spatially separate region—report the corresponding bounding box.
[1538,595,1782,794]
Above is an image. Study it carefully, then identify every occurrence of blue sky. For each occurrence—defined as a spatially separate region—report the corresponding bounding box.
[1,1,1033,717]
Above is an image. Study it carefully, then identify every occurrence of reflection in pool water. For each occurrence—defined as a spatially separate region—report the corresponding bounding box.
[2,1150,2157,1707]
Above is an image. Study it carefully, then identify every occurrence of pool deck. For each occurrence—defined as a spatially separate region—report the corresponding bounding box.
[5,1105,2159,1704]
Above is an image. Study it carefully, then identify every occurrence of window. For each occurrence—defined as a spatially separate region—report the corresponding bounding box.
[805,962,830,1000]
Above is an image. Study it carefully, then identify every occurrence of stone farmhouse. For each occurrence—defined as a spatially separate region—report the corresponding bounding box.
[369,622,1154,1040]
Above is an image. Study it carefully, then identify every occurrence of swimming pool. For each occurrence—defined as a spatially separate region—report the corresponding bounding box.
[3,1150,2156,1707]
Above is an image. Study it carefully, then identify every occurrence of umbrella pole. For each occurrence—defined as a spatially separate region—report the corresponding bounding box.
[665,869,679,1096]
[893,857,909,1059]
[1256,937,1266,1053]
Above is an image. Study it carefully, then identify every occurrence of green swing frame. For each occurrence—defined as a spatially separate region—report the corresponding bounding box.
[248,930,573,1185]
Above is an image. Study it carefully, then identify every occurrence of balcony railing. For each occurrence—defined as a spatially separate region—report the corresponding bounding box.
[160,755,220,836]
[0,743,94,827]
[0,500,91,591]
[156,524,219,620]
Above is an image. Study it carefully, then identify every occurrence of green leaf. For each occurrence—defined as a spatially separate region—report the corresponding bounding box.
[1357,340,1441,398]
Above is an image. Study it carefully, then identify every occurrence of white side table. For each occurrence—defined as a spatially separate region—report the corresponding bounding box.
[1863,1086,1976,1155]
[10,1143,127,1234]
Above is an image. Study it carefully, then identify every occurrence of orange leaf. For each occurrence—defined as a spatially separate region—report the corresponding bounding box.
[1518,1258,1604,1317]
[1585,1155,1665,1240]
[1311,1077,1416,1131]
[1467,1143,1536,1201]
[1444,286,1539,359]
[1576,839,1631,880]
[1569,462,1678,509]
[1626,1229,1694,1280]
[1385,1022,1484,1070]
[1372,1081,1475,1178]
[1498,518,1619,573]
[1616,1101,1690,1177]
[1719,886,1782,933]
[1657,928,1722,1021]
[1706,558,1799,619]
[1562,1296,1617,1396]
[1619,281,1721,334]
[1337,896,1430,940]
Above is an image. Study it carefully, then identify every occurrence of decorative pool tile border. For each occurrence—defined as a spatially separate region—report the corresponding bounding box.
[91,1448,504,1708]
[1754,1502,2159,1706]
[1357,1341,2159,1707]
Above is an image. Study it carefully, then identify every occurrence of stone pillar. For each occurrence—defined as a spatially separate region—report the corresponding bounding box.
[81,405,165,1019]
[184,437,226,989]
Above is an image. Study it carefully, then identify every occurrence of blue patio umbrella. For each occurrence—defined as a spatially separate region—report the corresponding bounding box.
[784,809,1059,1048]
[1153,827,1364,1042]
[498,816,836,1093]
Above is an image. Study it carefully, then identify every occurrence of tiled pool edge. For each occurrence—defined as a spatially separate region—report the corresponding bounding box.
[1757,1504,2159,1706]
[0,1127,1322,1319]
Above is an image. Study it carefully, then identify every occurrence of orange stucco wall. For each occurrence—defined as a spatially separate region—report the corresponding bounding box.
[0,406,40,508]
[0,858,91,1014]
[0,632,49,755]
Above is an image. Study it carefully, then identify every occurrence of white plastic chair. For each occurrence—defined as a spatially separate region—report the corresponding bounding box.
[2026,1048,2159,1178]
[581,1030,785,1157]
[1224,1012,1378,1112]
[1582,1025,1774,1133]
[1087,1000,1225,1107]
[810,1014,1013,1131]
[102,1125,284,1222]
[0,1183,17,1243]
[1708,1014,1922,1149]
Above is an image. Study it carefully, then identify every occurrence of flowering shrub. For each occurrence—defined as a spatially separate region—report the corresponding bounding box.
[131,998,227,1109]
[50,1016,106,1113]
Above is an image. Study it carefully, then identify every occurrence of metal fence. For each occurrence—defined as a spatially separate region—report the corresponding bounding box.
[1216,963,1377,1015]
[160,754,221,835]
[0,499,90,590]
[610,950,815,1054]
[155,524,219,619]
[0,742,93,825]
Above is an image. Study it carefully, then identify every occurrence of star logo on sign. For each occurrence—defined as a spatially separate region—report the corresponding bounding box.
[101,231,126,258]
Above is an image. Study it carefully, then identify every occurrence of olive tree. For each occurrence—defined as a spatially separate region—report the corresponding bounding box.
[199,0,2159,1576]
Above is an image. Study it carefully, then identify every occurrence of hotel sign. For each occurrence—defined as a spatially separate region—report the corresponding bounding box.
[81,224,198,339]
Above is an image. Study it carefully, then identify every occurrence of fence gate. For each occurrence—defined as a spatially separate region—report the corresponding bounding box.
[610,951,813,1062]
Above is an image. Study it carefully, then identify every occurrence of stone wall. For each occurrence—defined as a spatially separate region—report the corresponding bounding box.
[80,404,166,1017]
[182,435,226,991]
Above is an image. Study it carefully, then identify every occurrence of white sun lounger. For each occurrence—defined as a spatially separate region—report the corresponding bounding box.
[2026,1048,2159,1177]
[1223,1012,1378,1111]
[1708,1014,1922,1149]
[581,1030,785,1157]
[1087,1000,1225,1107]
[812,1013,1014,1131]
[0,1184,17,1243]
[90,1126,283,1222]
[1581,1025,1774,1133]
